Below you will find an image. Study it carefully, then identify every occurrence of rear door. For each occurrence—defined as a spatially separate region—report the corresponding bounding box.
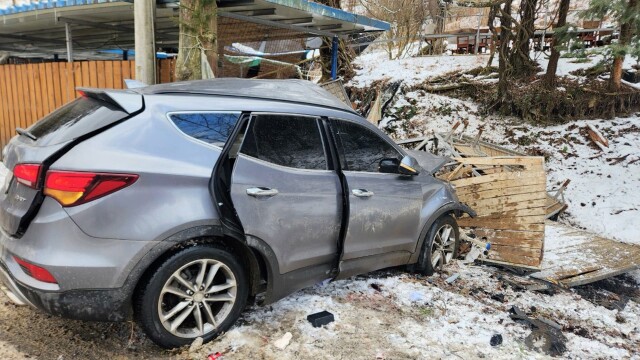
[229,113,342,275]
[0,92,139,236]
[330,119,423,263]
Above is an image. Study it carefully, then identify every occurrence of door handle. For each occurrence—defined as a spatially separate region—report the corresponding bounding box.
[246,187,279,198]
[352,189,374,198]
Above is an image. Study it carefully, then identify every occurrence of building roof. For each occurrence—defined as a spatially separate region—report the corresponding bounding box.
[0,0,389,60]
[139,78,357,113]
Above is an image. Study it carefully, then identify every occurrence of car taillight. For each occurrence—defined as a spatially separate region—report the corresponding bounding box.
[44,171,138,207]
[13,164,42,188]
[14,256,57,284]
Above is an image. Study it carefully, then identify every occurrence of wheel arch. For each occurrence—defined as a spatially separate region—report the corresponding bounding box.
[408,201,475,264]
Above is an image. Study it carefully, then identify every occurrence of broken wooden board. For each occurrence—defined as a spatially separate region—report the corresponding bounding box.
[529,221,640,287]
[398,134,569,220]
[319,79,352,108]
[445,156,546,268]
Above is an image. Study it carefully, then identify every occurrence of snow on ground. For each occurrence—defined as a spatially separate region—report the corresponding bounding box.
[187,245,639,359]
[382,89,640,246]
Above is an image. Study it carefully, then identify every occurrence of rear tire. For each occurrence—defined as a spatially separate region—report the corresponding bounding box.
[416,215,460,276]
[134,244,248,349]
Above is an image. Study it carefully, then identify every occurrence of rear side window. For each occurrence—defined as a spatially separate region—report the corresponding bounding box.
[28,97,128,146]
[332,120,402,172]
[169,112,241,147]
[240,114,327,170]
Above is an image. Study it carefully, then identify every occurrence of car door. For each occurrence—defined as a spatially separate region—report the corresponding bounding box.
[330,119,423,272]
[229,113,342,275]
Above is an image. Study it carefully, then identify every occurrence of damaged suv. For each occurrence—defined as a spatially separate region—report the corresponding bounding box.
[0,79,473,348]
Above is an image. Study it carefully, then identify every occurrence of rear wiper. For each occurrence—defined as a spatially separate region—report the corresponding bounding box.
[15,127,37,141]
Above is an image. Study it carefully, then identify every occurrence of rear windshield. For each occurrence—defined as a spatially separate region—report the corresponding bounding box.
[27,96,128,146]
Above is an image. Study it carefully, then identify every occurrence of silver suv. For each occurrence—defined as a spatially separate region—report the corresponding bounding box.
[0,79,473,348]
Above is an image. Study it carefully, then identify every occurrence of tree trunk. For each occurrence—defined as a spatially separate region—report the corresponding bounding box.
[497,0,513,105]
[609,0,637,91]
[486,4,498,68]
[510,0,538,77]
[175,0,218,81]
[543,0,570,89]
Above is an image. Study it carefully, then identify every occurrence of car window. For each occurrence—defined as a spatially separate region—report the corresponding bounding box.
[169,112,240,146]
[240,114,327,170]
[332,120,402,173]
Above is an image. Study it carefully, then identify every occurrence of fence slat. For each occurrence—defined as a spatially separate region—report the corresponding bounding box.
[9,66,20,135]
[37,63,49,119]
[104,61,114,89]
[113,61,122,89]
[0,67,8,148]
[51,62,62,109]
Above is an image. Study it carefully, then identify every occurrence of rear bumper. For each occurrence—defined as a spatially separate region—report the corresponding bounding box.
[1,259,132,321]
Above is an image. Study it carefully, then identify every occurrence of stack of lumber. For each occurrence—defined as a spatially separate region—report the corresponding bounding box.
[442,157,547,268]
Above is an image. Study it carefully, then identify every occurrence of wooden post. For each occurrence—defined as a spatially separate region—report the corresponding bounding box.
[134,0,156,84]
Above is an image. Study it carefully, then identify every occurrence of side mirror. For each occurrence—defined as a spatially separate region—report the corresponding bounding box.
[379,158,400,173]
[398,155,420,175]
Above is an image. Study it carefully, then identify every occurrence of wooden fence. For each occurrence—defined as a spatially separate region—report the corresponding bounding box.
[0,59,177,150]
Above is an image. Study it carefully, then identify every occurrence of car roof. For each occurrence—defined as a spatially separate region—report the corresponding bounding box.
[138,78,357,114]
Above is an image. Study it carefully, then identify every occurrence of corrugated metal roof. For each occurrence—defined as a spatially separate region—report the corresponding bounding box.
[0,0,121,15]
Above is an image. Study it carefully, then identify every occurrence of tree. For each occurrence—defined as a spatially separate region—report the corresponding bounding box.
[316,0,356,81]
[175,0,218,81]
[544,0,571,88]
[584,0,640,90]
[509,0,539,77]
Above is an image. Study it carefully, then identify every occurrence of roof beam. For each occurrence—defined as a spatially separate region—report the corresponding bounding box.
[230,8,277,16]
[58,16,134,32]
[219,11,340,37]
[275,17,313,25]
[0,33,66,45]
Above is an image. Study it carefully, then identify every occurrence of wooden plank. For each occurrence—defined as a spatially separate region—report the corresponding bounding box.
[453,156,544,166]
[488,251,541,267]
[160,60,171,83]
[473,229,544,242]
[463,191,548,209]
[81,61,91,87]
[73,62,83,93]
[104,61,114,89]
[560,265,640,287]
[26,64,39,124]
[460,214,546,227]
[63,62,75,104]
[459,206,546,219]
[58,63,69,105]
[0,66,8,148]
[37,63,50,118]
[50,61,62,108]
[490,244,544,258]
[458,183,547,201]
[450,170,543,187]
[481,258,541,270]
[31,64,43,120]
[470,198,548,215]
[44,62,56,114]
[455,176,546,195]
[89,61,98,87]
[112,61,123,89]
[15,65,27,129]
[485,236,543,248]
[130,60,136,80]
[96,61,106,88]
[122,61,131,83]
[9,65,20,135]
[460,219,545,232]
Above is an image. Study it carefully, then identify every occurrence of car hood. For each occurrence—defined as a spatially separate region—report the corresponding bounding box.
[406,150,449,175]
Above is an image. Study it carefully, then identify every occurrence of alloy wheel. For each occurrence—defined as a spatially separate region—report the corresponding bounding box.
[157,259,237,338]
[430,224,456,271]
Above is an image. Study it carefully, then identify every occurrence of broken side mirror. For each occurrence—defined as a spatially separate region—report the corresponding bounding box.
[398,155,420,175]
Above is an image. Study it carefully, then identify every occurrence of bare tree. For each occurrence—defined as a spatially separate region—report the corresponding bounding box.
[543,0,570,88]
[175,0,218,81]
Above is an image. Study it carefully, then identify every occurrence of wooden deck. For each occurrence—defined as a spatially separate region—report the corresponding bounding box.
[530,221,640,287]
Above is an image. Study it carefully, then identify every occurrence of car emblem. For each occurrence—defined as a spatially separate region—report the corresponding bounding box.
[14,195,26,202]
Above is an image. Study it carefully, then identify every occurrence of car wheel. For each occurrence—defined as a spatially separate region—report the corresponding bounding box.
[416,215,460,276]
[135,244,248,349]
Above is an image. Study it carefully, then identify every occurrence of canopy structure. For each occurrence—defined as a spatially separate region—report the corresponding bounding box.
[0,0,389,61]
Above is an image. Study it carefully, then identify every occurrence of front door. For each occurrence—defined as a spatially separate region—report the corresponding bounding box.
[330,119,423,275]
[230,114,342,275]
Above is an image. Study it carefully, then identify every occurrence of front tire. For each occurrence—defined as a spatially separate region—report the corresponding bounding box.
[416,215,460,276]
[135,244,248,349]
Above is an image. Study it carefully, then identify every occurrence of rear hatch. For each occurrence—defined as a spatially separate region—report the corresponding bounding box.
[0,89,142,237]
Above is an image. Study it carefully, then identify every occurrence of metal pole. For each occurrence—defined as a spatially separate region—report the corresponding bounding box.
[331,36,338,80]
[134,0,156,85]
[65,22,73,63]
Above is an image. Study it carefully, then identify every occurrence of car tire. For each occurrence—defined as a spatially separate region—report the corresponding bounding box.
[416,215,460,276]
[134,243,248,349]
